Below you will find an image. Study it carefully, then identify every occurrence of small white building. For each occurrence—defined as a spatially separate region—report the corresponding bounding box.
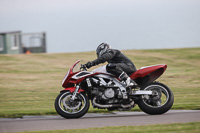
[0,31,46,54]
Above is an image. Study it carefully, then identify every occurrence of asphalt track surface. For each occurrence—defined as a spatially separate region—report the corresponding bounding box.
[0,110,200,132]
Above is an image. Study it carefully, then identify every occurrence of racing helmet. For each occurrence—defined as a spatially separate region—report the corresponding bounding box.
[96,43,111,58]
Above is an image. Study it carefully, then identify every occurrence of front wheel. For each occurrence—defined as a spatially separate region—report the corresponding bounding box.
[138,82,174,115]
[55,91,90,118]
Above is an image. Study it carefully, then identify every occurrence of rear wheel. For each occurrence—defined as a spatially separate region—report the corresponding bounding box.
[55,91,89,118]
[138,82,174,115]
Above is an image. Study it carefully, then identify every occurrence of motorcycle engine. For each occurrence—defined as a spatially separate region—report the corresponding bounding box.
[102,88,115,99]
[88,77,123,104]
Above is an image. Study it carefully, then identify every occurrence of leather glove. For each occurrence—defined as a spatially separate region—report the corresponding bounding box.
[85,61,93,69]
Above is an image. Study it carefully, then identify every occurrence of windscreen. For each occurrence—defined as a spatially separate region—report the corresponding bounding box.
[72,62,80,73]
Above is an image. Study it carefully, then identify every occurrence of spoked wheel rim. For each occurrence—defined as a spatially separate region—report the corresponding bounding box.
[142,85,169,108]
[58,92,86,114]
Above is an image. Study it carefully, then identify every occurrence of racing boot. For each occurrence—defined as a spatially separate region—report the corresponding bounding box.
[119,72,137,88]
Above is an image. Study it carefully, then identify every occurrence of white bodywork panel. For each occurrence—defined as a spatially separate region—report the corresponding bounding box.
[92,65,108,74]
[92,65,115,76]
[72,65,114,80]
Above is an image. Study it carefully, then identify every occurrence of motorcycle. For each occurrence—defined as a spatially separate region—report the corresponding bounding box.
[55,60,174,118]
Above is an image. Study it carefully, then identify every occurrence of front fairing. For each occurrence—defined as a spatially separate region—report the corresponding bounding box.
[62,71,80,88]
[62,60,100,88]
[62,60,81,88]
[62,61,117,88]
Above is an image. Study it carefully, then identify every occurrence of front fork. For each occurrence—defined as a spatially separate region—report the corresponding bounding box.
[71,84,80,100]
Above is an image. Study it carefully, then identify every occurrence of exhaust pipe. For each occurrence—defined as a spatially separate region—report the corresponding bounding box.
[92,97,135,109]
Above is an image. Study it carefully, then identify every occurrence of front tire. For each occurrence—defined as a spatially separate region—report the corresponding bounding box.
[138,82,174,115]
[55,91,90,118]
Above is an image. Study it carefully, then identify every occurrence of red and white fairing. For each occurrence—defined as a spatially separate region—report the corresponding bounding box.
[62,60,167,92]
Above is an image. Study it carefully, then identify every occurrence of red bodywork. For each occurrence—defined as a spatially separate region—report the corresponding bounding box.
[62,60,97,92]
[130,64,167,83]
[62,60,167,92]
[62,60,82,88]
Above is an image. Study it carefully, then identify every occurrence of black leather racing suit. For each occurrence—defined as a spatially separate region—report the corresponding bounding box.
[91,49,137,77]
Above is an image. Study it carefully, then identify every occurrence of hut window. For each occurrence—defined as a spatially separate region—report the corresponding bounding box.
[10,34,19,50]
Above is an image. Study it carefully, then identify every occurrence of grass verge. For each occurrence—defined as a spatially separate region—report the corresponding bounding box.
[19,122,200,133]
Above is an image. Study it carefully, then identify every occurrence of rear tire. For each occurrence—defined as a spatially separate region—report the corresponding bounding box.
[55,91,90,118]
[138,82,174,115]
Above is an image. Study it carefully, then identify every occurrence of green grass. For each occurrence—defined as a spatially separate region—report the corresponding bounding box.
[19,122,200,133]
[0,48,200,118]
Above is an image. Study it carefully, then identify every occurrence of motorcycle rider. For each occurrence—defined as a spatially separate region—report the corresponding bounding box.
[84,43,137,98]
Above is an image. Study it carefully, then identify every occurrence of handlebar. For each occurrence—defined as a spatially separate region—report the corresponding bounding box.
[80,64,87,71]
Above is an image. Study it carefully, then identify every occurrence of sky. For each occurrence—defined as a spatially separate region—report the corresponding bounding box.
[0,0,200,53]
